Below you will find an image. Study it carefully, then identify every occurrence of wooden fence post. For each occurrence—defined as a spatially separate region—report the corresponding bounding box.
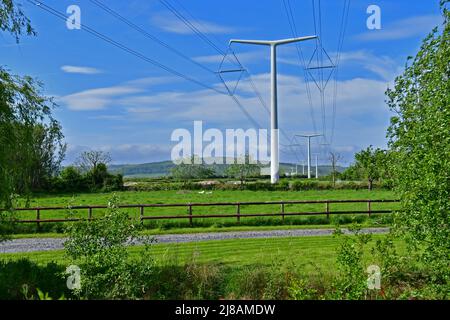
[188,204,193,226]
[140,205,144,225]
[281,203,285,223]
[88,207,93,221]
[237,203,241,223]
[367,200,372,217]
[36,209,40,229]
[326,201,330,220]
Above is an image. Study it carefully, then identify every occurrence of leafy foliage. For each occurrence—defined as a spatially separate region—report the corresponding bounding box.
[0,259,69,300]
[0,0,35,42]
[346,146,390,190]
[332,225,372,299]
[386,1,449,294]
[64,195,154,299]
[170,156,215,182]
[225,154,261,186]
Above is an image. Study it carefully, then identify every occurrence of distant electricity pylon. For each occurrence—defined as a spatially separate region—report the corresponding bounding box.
[313,153,319,179]
[230,36,317,184]
[295,134,322,179]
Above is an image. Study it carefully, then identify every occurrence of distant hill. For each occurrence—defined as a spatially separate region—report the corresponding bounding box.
[108,161,175,178]
[109,160,346,178]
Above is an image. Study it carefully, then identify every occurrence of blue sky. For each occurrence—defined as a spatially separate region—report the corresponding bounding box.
[1,0,443,165]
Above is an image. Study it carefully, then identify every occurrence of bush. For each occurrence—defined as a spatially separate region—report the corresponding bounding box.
[64,195,154,299]
[331,224,373,299]
[0,259,70,300]
[291,180,319,191]
[58,166,89,192]
[102,173,124,192]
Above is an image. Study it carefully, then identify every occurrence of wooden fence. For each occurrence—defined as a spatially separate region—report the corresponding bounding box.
[6,199,399,227]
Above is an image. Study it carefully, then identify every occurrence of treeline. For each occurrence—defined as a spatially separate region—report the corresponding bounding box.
[126,179,390,192]
[168,152,393,191]
[50,150,123,193]
[0,67,124,200]
[51,164,123,193]
[338,146,392,189]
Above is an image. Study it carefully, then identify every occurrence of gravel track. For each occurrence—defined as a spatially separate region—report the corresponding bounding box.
[0,227,389,254]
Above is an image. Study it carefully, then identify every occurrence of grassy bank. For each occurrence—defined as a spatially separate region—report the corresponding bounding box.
[1,234,413,300]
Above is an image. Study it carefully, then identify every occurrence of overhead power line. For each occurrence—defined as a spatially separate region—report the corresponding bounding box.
[158,0,285,135]
[26,0,225,94]
[159,0,227,57]
[88,0,216,74]
[27,0,266,130]
[330,0,351,145]
[281,0,317,134]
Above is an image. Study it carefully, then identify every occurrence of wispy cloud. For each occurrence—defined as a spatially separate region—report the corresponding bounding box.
[193,50,265,65]
[151,12,236,34]
[337,50,401,81]
[59,85,142,111]
[61,65,102,74]
[59,77,175,111]
[277,49,401,82]
[355,14,441,41]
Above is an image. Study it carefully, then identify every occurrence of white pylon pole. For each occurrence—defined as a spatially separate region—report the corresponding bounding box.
[315,154,319,178]
[295,134,322,179]
[230,36,317,184]
[270,44,279,183]
[307,138,311,178]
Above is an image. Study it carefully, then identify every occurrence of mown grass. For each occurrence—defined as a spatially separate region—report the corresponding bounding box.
[12,189,397,234]
[0,234,404,275]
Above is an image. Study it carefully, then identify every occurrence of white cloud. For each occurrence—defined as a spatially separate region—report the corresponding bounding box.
[194,50,266,65]
[59,85,143,111]
[59,76,175,111]
[62,72,394,163]
[151,13,236,34]
[61,65,102,74]
[275,49,401,82]
[355,14,441,41]
[339,51,401,81]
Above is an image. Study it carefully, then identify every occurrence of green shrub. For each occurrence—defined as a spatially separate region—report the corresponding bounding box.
[330,224,372,300]
[59,166,88,192]
[0,259,70,300]
[64,195,155,299]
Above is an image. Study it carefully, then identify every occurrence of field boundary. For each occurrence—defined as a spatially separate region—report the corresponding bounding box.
[5,199,399,226]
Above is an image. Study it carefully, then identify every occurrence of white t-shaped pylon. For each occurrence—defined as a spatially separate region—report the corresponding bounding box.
[230,36,317,183]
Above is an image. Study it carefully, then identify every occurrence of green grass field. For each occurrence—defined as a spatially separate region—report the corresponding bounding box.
[25,189,395,207]
[11,189,397,234]
[1,234,404,276]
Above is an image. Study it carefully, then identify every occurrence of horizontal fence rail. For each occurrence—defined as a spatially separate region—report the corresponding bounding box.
[2,199,400,227]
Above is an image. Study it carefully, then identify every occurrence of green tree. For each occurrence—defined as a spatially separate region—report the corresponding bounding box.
[225,154,260,186]
[0,69,65,197]
[340,164,361,181]
[386,0,449,294]
[170,156,215,183]
[353,146,386,190]
[1,1,64,241]
[0,0,35,42]
[59,166,86,192]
